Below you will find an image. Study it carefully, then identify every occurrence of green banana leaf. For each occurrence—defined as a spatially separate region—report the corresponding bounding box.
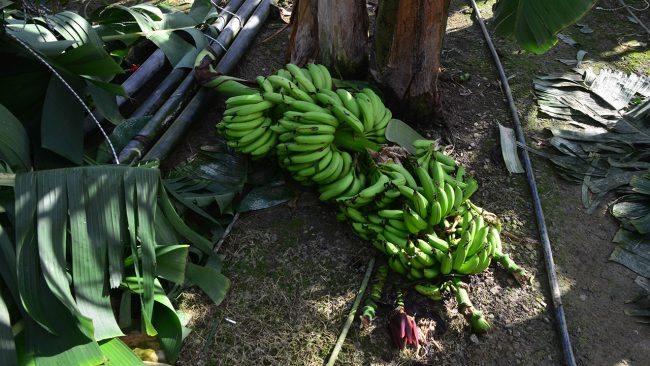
[0,104,30,172]
[0,165,229,364]
[493,0,597,54]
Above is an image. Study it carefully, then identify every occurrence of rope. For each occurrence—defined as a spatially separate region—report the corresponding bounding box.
[204,33,229,52]
[210,0,244,26]
[6,32,120,164]
[597,0,649,11]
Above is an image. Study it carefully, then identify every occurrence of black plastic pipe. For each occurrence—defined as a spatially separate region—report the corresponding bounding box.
[467,1,577,365]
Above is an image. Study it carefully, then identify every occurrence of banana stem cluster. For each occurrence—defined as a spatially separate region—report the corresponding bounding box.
[200,60,530,335]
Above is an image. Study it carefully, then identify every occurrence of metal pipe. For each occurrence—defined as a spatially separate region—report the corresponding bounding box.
[467,1,577,365]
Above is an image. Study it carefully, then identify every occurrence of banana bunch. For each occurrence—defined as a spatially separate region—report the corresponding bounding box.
[199,57,531,335]
[212,62,392,169]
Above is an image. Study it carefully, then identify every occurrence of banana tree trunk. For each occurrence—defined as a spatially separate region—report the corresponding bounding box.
[317,0,368,78]
[374,0,450,124]
[288,0,368,78]
[287,0,319,65]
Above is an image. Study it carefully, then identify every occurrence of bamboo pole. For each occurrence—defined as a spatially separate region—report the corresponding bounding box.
[116,74,199,163]
[130,68,188,118]
[84,0,247,133]
[117,0,263,164]
[216,0,272,73]
[326,257,375,366]
[144,0,272,162]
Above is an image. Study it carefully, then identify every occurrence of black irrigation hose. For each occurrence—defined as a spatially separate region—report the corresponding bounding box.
[467,1,577,365]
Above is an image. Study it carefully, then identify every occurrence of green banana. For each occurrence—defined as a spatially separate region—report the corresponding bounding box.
[355,93,375,132]
[434,151,456,167]
[416,239,434,256]
[318,170,354,201]
[403,207,427,234]
[289,100,328,113]
[331,104,364,134]
[262,91,296,104]
[362,88,384,124]
[443,183,455,216]
[358,174,390,199]
[224,116,267,131]
[384,241,400,256]
[237,122,271,145]
[441,252,453,274]
[398,185,414,200]
[344,206,367,223]
[240,129,274,154]
[467,226,488,257]
[226,93,264,107]
[428,201,442,227]
[382,229,407,248]
[296,124,337,135]
[224,100,274,116]
[293,134,335,145]
[426,233,449,253]
[307,63,325,89]
[453,185,463,210]
[385,162,418,189]
[312,150,342,183]
[284,146,331,165]
[222,111,264,123]
[431,161,445,188]
[471,249,491,275]
[463,178,479,200]
[415,250,435,267]
[299,111,339,127]
[317,64,332,90]
[410,190,429,219]
[415,166,435,202]
[250,133,277,157]
[335,89,361,117]
[388,256,407,275]
[378,209,404,220]
[315,92,340,107]
[256,76,273,93]
[452,231,471,271]
[488,227,502,253]
[388,219,407,231]
[457,254,480,275]
[321,150,351,185]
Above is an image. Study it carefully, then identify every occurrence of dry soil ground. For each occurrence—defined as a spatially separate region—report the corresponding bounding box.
[168,1,650,365]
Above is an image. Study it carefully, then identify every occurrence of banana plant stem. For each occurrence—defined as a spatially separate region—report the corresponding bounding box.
[326,257,375,366]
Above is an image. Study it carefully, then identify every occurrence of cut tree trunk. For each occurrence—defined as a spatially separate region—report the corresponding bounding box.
[374,0,450,124]
[317,0,368,78]
[287,0,319,65]
[287,0,368,78]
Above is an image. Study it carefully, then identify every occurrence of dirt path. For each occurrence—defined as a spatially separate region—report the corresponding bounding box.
[175,1,650,365]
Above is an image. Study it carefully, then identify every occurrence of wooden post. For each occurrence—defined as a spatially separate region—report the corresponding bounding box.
[374,0,451,124]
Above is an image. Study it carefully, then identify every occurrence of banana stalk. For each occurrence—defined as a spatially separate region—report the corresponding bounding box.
[451,278,491,334]
[360,264,389,327]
